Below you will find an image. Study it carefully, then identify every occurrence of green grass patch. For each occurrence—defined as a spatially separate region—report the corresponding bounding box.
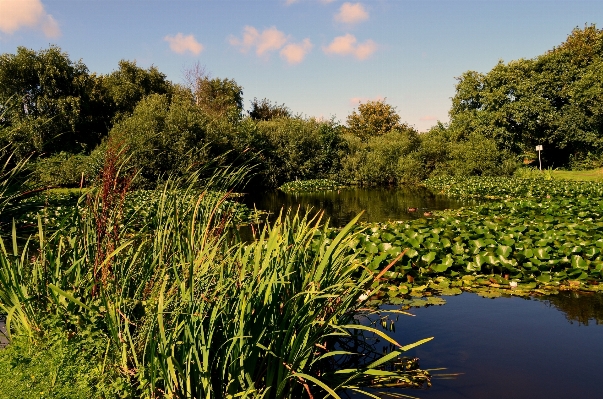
[0,316,131,398]
[551,168,603,181]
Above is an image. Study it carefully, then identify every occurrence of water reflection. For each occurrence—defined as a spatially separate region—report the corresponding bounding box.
[242,186,477,227]
[537,291,603,326]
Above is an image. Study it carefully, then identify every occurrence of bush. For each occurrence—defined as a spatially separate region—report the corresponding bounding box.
[250,117,345,187]
[341,128,420,185]
[32,152,98,187]
[447,132,519,177]
[103,91,211,187]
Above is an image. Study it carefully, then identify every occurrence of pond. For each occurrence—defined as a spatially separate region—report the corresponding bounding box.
[243,187,603,398]
[242,186,478,226]
[366,292,603,399]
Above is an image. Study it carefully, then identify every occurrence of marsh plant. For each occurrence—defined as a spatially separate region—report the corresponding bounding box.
[0,156,432,397]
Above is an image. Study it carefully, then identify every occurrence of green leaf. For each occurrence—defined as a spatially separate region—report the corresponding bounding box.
[535,248,550,260]
[421,251,437,265]
[571,255,588,269]
[496,245,512,258]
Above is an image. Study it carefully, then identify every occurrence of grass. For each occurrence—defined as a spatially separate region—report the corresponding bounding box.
[551,168,603,181]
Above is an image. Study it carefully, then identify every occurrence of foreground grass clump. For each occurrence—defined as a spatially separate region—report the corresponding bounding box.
[0,168,432,397]
[279,179,344,193]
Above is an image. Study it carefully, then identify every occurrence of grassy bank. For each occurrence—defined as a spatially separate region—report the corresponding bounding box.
[551,168,603,181]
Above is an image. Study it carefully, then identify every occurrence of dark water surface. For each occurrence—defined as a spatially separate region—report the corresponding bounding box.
[372,292,603,399]
[242,186,477,227]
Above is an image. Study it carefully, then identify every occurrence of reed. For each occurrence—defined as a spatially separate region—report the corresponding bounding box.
[0,158,432,397]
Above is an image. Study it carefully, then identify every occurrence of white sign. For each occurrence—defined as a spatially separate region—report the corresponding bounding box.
[536,145,543,151]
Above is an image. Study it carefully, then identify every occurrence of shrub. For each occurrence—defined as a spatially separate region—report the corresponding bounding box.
[32,152,97,187]
[341,128,420,185]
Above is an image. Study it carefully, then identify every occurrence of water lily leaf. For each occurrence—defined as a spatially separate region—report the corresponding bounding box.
[425,296,447,305]
[464,262,480,272]
[571,255,588,270]
[440,287,462,296]
[535,248,550,260]
[422,251,437,265]
[536,273,551,283]
[367,242,381,254]
[477,289,502,298]
[483,254,497,265]
[584,247,599,258]
[382,232,396,242]
[496,245,512,258]
[378,242,392,252]
[431,263,449,273]
[475,253,486,268]
[471,239,485,249]
[404,248,419,258]
[407,238,421,249]
[452,242,465,255]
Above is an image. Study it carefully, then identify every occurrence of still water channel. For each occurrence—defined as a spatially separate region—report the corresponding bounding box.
[242,186,477,226]
[242,187,603,398]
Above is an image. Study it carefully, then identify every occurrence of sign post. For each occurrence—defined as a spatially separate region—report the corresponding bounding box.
[536,145,543,171]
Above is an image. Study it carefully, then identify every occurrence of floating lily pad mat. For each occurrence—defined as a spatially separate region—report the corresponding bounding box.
[362,292,603,399]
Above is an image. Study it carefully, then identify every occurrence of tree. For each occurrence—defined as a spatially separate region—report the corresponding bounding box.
[102,60,172,122]
[248,98,291,121]
[448,25,603,168]
[0,46,97,158]
[345,99,404,142]
[101,91,210,187]
[341,128,420,185]
[183,64,243,122]
[249,117,345,187]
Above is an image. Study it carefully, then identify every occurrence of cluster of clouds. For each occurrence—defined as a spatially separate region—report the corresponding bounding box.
[166,2,377,64]
[227,26,314,65]
[0,0,60,37]
[229,2,375,64]
[1,0,377,65]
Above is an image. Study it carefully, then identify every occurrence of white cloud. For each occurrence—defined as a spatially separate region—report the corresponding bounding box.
[323,34,377,60]
[320,0,337,3]
[0,0,60,37]
[419,115,438,121]
[334,2,368,25]
[280,38,313,64]
[229,26,289,57]
[164,33,204,55]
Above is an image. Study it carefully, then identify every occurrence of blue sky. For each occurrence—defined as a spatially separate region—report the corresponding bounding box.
[0,0,601,131]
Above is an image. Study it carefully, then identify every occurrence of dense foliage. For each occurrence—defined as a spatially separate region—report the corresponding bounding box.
[279,178,343,193]
[447,25,603,168]
[2,25,601,191]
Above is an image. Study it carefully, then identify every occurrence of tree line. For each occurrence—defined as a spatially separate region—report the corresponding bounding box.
[1,25,602,190]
